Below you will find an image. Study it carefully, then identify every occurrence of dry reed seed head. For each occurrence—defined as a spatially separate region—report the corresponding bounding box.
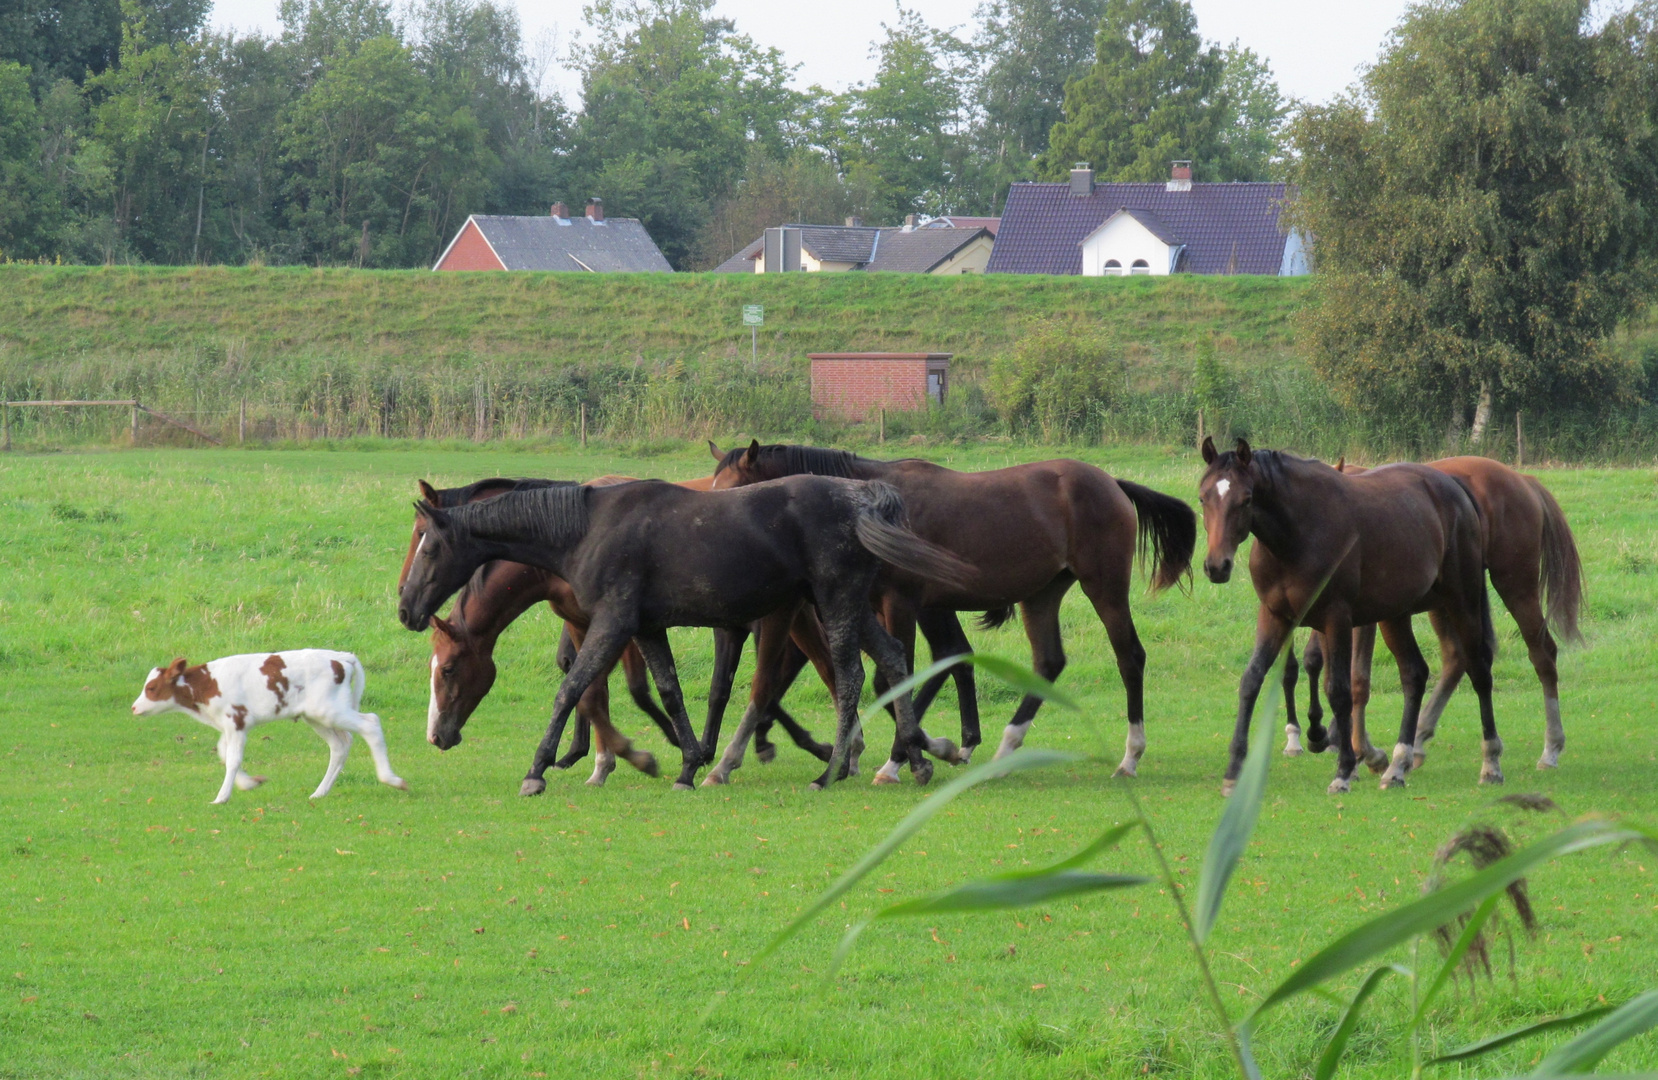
[1494,793,1560,814]
[1423,824,1538,983]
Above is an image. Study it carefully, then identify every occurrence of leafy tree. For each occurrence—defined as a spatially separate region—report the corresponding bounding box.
[1287,0,1658,439]
[0,60,62,258]
[280,34,490,266]
[1215,43,1286,180]
[691,147,865,268]
[829,8,972,221]
[0,0,206,91]
[969,0,1106,197]
[989,320,1125,441]
[568,0,800,266]
[1040,0,1235,182]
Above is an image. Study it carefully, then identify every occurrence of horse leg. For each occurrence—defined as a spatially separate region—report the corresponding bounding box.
[918,608,980,761]
[1076,566,1149,778]
[765,644,832,762]
[554,713,593,771]
[522,623,632,797]
[1376,617,1429,789]
[992,581,1071,761]
[1442,590,1503,785]
[553,621,594,770]
[745,608,794,766]
[1350,623,1389,773]
[632,630,705,790]
[1323,617,1359,796]
[784,605,845,768]
[1496,579,1563,769]
[861,609,935,787]
[620,640,680,750]
[1303,631,1328,749]
[810,608,867,792]
[700,626,749,761]
[1412,610,1465,770]
[875,600,963,782]
[586,712,659,785]
[1281,633,1304,756]
[1224,608,1294,795]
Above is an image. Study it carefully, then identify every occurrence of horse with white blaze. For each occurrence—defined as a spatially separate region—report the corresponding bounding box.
[131,649,407,803]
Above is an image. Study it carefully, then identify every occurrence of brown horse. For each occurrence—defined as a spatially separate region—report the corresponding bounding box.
[1284,457,1582,772]
[1198,438,1500,794]
[709,442,1195,779]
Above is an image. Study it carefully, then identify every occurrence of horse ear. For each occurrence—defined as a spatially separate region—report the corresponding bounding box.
[1335,455,1346,473]
[1235,438,1253,465]
[1200,435,1217,464]
[744,438,760,465]
[707,440,725,463]
[429,614,457,639]
[414,500,451,530]
[418,480,439,503]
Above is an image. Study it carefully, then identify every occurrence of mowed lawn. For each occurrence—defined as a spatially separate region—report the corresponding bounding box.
[2,444,1656,1079]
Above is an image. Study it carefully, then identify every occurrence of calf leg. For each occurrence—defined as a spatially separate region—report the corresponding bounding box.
[213,728,250,804]
[217,730,268,790]
[1377,617,1430,789]
[331,710,405,790]
[307,723,354,799]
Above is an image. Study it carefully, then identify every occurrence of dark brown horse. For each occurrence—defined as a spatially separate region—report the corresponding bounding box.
[1283,456,1582,772]
[710,442,1195,779]
[398,477,975,791]
[1198,438,1500,794]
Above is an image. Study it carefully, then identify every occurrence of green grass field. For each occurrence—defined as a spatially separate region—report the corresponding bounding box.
[3,443,1656,1078]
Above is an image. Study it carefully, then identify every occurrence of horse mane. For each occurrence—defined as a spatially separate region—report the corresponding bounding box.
[1210,448,1324,494]
[719,443,865,479]
[431,477,574,508]
[439,483,591,553]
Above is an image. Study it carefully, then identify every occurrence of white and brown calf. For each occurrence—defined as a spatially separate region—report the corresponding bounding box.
[131,649,407,804]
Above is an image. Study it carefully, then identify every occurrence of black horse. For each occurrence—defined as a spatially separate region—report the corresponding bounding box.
[398,476,975,792]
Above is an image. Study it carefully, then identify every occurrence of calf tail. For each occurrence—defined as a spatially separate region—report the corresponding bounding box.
[1529,477,1584,645]
[855,481,977,592]
[349,655,367,711]
[1115,479,1197,593]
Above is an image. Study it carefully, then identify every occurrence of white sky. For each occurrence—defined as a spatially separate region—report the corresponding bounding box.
[207,0,1416,106]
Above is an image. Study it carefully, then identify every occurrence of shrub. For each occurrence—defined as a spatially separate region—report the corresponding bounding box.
[988,321,1125,442]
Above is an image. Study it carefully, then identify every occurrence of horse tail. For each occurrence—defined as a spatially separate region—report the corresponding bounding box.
[976,607,1017,631]
[855,481,977,592]
[1528,477,1584,645]
[1114,479,1197,593]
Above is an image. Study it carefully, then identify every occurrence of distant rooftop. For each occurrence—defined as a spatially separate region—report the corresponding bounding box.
[437,214,672,273]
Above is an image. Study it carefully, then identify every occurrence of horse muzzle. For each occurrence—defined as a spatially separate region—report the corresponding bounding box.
[1204,556,1233,584]
[428,728,462,751]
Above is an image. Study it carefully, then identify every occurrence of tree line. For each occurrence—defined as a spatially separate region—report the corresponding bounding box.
[0,0,1287,269]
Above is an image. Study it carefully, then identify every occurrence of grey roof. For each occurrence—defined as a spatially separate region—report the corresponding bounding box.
[1099,207,1181,246]
[710,224,990,274]
[986,181,1292,275]
[448,214,673,272]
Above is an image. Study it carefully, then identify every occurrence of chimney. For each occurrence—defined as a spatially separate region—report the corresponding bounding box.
[845,215,863,228]
[904,214,918,230]
[1167,161,1193,192]
[585,197,604,222]
[1069,163,1094,197]
[550,201,569,219]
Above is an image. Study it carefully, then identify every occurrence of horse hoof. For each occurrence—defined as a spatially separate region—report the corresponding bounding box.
[913,760,934,786]
[585,775,608,788]
[1364,751,1389,775]
[1282,746,1304,758]
[1479,769,1505,786]
[672,781,695,792]
[1536,754,1560,770]
[756,744,777,764]
[631,754,660,778]
[1379,775,1406,790]
[386,777,408,790]
[952,746,975,766]
[1327,778,1351,796]
[1219,779,1235,797]
[808,780,827,791]
[1114,763,1138,779]
[519,778,546,797]
[871,771,899,786]
[1307,735,1330,754]
[1411,753,1427,771]
[700,772,727,787]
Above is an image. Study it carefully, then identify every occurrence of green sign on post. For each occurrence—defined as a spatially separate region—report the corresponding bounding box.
[743,304,763,361]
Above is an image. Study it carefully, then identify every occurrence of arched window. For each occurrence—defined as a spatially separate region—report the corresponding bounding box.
[1130,259,1151,275]
[1102,259,1122,276]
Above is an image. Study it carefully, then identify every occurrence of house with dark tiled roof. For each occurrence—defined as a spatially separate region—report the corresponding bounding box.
[711,218,995,275]
[433,199,673,273]
[986,163,1309,277]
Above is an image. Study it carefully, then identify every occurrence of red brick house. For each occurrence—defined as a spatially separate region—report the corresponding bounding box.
[433,199,672,272]
[809,353,951,421]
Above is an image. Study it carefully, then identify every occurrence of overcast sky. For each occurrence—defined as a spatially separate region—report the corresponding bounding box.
[207,0,1415,106]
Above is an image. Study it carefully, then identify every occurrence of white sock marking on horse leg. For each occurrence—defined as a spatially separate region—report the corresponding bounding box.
[587,750,616,787]
[1539,695,1563,768]
[994,721,1031,760]
[1114,723,1146,777]
[872,759,902,785]
[1380,743,1412,788]
[1283,724,1304,756]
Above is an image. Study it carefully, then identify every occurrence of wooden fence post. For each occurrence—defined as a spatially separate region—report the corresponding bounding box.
[239,398,247,444]
[579,402,587,449]
[131,402,139,445]
[879,408,886,444]
[2,403,10,451]
[1516,410,1524,469]
[1197,408,1206,449]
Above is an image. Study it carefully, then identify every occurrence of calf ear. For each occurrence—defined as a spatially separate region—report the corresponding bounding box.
[418,480,439,503]
[166,657,189,679]
[743,438,760,466]
[707,440,724,463]
[1200,435,1217,464]
[1235,438,1253,466]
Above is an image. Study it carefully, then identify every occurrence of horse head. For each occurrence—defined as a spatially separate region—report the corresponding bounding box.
[398,501,480,631]
[426,613,492,749]
[708,438,763,489]
[1198,436,1258,584]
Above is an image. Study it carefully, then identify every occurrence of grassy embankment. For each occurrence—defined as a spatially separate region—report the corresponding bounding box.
[3,444,1656,1078]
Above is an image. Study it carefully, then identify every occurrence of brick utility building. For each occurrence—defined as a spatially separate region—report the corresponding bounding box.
[432,199,672,272]
[810,353,950,421]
